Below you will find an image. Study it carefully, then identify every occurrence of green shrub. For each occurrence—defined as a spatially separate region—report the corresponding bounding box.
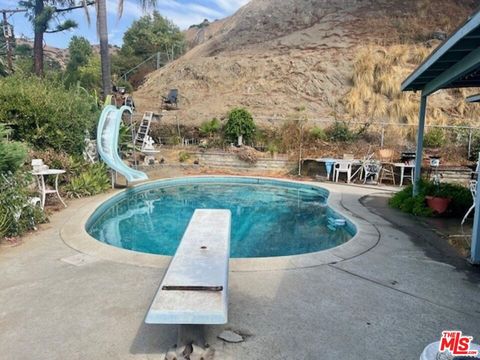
[267,143,279,156]
[0,124,27,174]
[0,172,47,238]
[469,131,480,161]
[423,128,445,148]
[64,163,110,198]
[389,179,472,217]
[309,126,327,141]
[389,184,433,217]
[178,151,190,163]
[325,121,355,142]
[224,108,256,145]
[0,75,99,155]
[199,118,221,137]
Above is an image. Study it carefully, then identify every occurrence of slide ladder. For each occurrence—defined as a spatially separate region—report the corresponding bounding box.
[97,105,148,183]
[134,112,154,149]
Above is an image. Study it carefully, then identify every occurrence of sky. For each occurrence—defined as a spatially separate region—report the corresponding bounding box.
[0,0,250,48]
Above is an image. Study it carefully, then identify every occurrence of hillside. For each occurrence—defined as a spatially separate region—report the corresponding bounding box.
[134,0,480,129]
[15,39,119,69]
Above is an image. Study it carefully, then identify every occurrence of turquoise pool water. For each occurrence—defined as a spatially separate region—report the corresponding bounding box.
[86,177,355,258]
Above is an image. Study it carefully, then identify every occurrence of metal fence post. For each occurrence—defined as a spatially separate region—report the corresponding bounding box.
[468,127,473,159]
[380,123,385,148]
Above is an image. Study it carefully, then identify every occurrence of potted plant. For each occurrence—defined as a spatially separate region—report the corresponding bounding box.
[425,193,451,214]
[425,176,452,214]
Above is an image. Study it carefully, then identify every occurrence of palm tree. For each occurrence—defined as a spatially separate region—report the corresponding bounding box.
[96,0,157,97]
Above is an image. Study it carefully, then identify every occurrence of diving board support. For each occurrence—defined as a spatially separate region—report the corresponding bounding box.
[145,209,231,325]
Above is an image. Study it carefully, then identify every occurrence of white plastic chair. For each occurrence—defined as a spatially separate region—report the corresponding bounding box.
[334,160,352,183]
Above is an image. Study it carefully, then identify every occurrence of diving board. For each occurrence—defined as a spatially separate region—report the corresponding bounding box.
[145,209,231,325]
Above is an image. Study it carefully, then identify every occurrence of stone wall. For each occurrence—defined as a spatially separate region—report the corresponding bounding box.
[193,151,296,171]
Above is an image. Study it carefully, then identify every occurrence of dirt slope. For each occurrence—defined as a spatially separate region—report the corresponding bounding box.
[134,0,479,126]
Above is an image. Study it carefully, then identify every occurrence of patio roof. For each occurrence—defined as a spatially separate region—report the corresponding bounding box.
[401,9,480,95]
[401,8,480,264]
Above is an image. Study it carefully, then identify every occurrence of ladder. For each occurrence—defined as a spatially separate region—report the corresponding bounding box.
[134,112,154,149]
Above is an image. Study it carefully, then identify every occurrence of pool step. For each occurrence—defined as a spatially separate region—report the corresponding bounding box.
[327,217,346,231]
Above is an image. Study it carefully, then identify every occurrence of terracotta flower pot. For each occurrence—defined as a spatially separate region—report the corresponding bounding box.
[425,196,451,214]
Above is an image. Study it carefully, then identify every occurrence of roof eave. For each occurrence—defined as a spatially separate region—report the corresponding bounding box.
[401,9,480,93]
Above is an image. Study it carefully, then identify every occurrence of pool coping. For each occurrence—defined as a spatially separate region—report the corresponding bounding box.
[60,175,381,272]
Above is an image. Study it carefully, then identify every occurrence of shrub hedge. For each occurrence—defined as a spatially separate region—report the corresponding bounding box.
[0,75,99,155]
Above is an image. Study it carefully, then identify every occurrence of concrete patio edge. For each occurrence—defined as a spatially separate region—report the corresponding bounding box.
[60,176,383,272]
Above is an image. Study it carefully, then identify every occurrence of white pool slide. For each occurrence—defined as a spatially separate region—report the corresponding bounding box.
[96,105,148,183]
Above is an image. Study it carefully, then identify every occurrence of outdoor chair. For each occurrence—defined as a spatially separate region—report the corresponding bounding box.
[461,180,477,225]
[378,149,396,185]
[363,160,382,184]
[162,89,178,109]
[334,160,352,183]
[350,152,374,182]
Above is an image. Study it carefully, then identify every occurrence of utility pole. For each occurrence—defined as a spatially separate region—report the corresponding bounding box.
[2,11,13,72]
[1,8,27,73]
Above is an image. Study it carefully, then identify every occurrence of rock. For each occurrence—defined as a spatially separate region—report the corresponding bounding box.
[189,344,215,360]
[432,31,447,41]
[165,347,178,360]
[217,330,244,343]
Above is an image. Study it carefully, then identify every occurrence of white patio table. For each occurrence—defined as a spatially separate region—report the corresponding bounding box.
[394,163,415,186]
[31,169,67,209]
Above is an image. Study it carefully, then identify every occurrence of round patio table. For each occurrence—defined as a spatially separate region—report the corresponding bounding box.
[31,169,67,209]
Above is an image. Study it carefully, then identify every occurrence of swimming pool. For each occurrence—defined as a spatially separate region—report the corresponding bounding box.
[86,177,356,258]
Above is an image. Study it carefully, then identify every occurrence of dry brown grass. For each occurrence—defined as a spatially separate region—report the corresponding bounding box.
[345,42,480,139]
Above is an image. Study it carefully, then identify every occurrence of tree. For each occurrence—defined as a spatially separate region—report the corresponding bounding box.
[111,10,185,87]
[65,36,93,86]
[20,0,93,76]
[122,11,184,58]
[76,55,102,90]
[96,0,157,97]
[67,36,92,72]
[224,108,256,146]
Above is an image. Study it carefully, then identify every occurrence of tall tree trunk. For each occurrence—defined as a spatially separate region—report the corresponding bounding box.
[97,0,112,97]
[33,0,44,76]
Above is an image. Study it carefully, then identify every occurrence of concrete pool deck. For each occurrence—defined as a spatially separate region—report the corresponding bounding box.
[0,181,479,359]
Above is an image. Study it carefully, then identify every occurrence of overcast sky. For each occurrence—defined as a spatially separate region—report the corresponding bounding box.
[1,0,249,48]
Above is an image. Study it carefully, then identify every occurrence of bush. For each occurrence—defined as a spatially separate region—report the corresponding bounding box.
[325,121,356,142]
[0,75,99,155]
[389,184,433,217]
[224,108,256,145]
[0,172,47,238]
[0,124,27,174]
[423,128,445,148]
[178,151,190,163]
[199,118,221,137]
[469,131,480,161]
[309,126,327,141]
[64,163,110,198]
[389,179,472,217]
[266,143,279,156]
